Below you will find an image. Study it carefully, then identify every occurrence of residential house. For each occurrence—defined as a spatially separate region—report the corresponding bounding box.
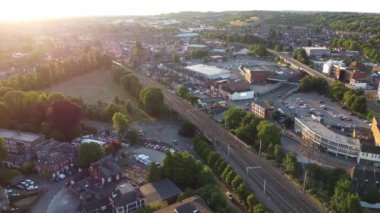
[109,183,144,213]
[89,155,124,185]
[139,179,182,205]
[0,129,44,154]
[155,196,212,213]
[33,141,76,178]
[251,101,274,120]
[350,70,367,89]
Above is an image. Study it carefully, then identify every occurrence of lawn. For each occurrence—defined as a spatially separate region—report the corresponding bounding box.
[45,69,149,122]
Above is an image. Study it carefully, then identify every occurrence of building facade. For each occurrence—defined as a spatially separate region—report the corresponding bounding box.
[294,117,361,158]
[0,129,44,154]
[251,101,274,120]
[372,117,380,146]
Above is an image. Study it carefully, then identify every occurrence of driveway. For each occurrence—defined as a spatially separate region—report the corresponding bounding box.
[31,176,78,213]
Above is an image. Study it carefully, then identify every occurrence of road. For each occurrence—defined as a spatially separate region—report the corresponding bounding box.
[268,49,380,114]
[115,61,325,213]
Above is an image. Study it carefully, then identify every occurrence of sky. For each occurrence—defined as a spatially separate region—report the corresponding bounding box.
[0,0,379,21]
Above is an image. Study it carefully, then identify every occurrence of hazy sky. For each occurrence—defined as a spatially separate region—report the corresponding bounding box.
[1,0,379,20]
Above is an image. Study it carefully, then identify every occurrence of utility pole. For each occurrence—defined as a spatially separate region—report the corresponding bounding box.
[264,179,266,195]
[303,170,308,192]
[227,144,231,161]
[259,139,262,156]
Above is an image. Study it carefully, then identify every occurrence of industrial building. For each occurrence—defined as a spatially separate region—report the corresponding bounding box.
[303,47,329,57]
[185,64,230,79]
[0,129,44,154]
[294,117,361,159]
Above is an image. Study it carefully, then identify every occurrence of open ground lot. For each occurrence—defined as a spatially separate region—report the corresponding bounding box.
[278,92,369,134]
[46,69,148,122]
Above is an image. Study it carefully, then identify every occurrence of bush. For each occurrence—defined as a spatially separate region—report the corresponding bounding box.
[178,121,196,137]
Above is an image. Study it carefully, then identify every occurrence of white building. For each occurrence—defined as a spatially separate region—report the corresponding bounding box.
[218,80,254,101]
[303,47,329,57]
[185,44,208,51]
[185,64,230,79]
[322,60,345,74]
[233,48,249,56]
[294,117,361,159]
[81,138,106,146]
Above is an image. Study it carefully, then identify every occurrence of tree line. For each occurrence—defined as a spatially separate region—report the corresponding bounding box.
[330,38,379,63]
[193,135,266,213]
[0,50,111,91]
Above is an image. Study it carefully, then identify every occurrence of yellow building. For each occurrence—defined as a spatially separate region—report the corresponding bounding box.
[372,117,380,146]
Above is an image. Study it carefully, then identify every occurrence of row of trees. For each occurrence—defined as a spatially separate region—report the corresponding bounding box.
[0,50,111,91]
[147,151,236,212]
[330,38,379,63]
[0,90,83,140]
[248,44,268,57]
[223,108,281,159]
[189,49,209,59]
[193,136,265,213]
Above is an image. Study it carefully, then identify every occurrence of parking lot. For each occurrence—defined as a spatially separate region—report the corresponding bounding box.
[278,92,369,134]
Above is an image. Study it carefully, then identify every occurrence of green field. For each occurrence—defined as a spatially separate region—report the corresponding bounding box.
[46,69,149,122]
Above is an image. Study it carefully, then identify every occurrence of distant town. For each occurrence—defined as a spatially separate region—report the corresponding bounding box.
[0,11,380,213]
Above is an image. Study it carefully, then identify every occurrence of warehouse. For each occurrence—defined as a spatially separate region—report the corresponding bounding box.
[185,64,230,79]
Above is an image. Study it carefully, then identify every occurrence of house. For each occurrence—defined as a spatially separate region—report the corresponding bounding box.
[350,70,367,89]
[109,183,144,213]
[372,117,380,146]
[139,179,182,205]
[0,129,44,154]
[155,196,212,213]
[369,72,380,88]
[218,80,254,101]
[2,154,27,168]
[197,97,226,108]
[33,141,76,178]
[251,101,274,120]
[89,155,124,184]
[239,66,278,84]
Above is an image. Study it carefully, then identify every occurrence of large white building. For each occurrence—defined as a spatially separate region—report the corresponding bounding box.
[303,47,329,57]
[185,64,230,79]
[322,60,345,74]
[294,117,361,159]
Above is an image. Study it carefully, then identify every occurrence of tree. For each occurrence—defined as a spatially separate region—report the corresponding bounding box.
[274,144,283,165]
[77,142,105,168]
[125,129,139,144]
[0,137,7,160]
[46,99,83,140]
[282,152,301,178]
[330,179,361,213]
[178,121,196,138]
[177,85,188,99]
[207,151,220,169]
[231,176,243,192]
[172,53,180,63]
[223,108,247,130]
[139,87,164,116]
[293,48,311,65]
[21,161,35,174]
[148,163,162,182]
[253,204,266,213]
[257,120,281,153]
[247,193,257,213]
[112,112,128,134]
[351,95,367,113]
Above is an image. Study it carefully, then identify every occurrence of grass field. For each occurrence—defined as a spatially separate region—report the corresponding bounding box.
[46,69,149,122]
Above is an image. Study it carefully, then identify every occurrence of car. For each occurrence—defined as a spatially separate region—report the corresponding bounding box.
[25,179,35,185]
[226,191,233,200]
[277,95,281,97]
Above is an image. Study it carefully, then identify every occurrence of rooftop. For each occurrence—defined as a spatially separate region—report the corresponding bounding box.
[0,129,42,143]
[252,100,273,110]
[155,196,212,213]
[361,145,380,155]
[185,64,230,78]
[296,117,360,147]
[139,178,182,204]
